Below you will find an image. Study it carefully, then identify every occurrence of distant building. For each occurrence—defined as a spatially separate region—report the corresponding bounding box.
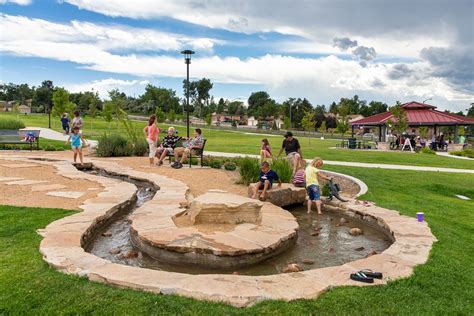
[247,116,258,127]
[211,112,247,126]
[18,104,31,114]
[0,101,15,112]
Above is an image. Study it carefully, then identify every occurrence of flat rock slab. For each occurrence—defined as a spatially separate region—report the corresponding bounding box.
[0,176,24,182]
[5,179,49,185]
[31,184,67,192]
[47,191,85,199]
[0,163,40,168]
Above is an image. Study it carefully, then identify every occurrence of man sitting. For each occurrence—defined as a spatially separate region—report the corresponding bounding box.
[171,128,203,169]
[276,131,303,175]
[155,127,182,166]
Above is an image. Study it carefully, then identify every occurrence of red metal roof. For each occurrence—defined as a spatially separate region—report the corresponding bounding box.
[351,101,474,126]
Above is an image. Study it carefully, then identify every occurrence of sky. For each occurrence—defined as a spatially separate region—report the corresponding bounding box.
[0,0,473,112]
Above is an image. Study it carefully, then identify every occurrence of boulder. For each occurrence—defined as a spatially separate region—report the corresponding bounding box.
[186,191,263,225]
[349,228,363,236]
[248,183,306,207]
[282,263,302,273]
[122,250,139,259]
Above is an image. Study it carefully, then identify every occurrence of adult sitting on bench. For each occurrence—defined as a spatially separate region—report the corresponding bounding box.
[155,126,182,166]
[171,128,203,169]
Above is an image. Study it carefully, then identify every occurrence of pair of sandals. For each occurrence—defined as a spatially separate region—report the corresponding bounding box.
[350,269,383,283]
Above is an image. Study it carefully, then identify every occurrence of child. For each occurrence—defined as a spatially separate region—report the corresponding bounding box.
[260,138,273,162]
[251,161,282,200]
[292,159,306,187]
[305,157,332,215]
[66,126,87,164]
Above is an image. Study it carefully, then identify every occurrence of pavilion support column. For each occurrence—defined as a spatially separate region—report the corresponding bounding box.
[378,124,382,141]
[434,125,437,138]
[351,125,354,138]
[454,124,458,144]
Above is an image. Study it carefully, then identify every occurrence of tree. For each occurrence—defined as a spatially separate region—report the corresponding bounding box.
[182,78,213,117]
[329,101,338,114]
[87,92,99,131]
[467,104,474,118]
[319,121,327,134]
[205,113,212,126]
[33,80,54,113]
[336,116,350,135]
[140,84,180,114]
[102,102,113,128]
[247,91,271,117]
[155,107,165,123]
[418,126,429,139]
[283,116,291,129]
[314,105,326,128]
[301,109,316,144]
[227,100,244,115]
[52,88,75,128]
[217,98,225,114]
[388,101,408,135]
[168,109,176,122]
[282,97,313,128]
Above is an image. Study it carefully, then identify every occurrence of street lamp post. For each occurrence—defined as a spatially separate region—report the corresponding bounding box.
[422,98,432,104]
[181,50,195,138]
[48,86,53,129]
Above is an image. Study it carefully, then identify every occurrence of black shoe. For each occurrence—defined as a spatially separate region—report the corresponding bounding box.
[175,162,183,169]
[171,161,178,167]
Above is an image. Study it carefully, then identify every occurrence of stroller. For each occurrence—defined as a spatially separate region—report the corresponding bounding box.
[325,179,348,203]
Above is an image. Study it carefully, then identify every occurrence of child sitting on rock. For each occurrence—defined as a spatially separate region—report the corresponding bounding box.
[251,161,282,200]
[305,157,332,215]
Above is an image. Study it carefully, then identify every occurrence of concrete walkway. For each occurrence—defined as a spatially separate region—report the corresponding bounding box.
[206,151,474,174]
[25,127,98,145]
[436,151,473,161]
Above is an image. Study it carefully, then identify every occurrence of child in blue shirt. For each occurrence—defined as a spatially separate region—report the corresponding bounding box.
[251,161,282,200]
[66,126,87,164]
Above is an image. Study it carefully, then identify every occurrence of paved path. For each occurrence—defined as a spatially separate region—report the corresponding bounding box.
[206,151,474,174]
[25,127,98,145]
[436,151,473,161]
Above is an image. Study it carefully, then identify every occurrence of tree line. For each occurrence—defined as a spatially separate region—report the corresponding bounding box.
[1,80,472,133]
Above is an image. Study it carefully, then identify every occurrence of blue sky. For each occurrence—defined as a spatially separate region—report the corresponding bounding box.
[0,0,472,112]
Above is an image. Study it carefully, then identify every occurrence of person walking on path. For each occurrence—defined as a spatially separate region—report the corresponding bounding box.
[276,131,303,176]
[60,113,70,135]
[143,114,160,166]
[66,126,87,164]
[71,111,84,134]
[305,157,332,215]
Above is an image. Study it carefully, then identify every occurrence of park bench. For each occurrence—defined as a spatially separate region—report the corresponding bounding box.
[166,139,207,167]
[0,129,40,151]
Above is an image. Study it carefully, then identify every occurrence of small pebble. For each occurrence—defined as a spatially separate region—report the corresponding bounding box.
[354,247,365,251]
[110,248,121,254]
[101,231,112,237]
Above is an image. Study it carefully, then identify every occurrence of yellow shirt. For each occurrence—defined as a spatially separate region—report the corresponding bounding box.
[305,166,319,187]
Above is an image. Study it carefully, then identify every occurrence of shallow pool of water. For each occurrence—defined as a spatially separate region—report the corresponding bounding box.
[86,168,391,275]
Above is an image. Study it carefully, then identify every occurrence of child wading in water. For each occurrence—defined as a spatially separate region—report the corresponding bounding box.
[260,138,273,162]
[251,161,282,200]
[305,157,332,215]
[66,126,87,164]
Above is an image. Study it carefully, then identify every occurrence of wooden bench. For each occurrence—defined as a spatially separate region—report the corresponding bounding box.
[166,139,208,167]
[0,129,40,151]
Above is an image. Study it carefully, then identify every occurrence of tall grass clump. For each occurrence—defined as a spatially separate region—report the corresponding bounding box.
[238,157,260,185]
[0,118,25,130]
[420,147,436,155]
[450,148,474,158]
[271,158,293,183]
[96,134,132,157]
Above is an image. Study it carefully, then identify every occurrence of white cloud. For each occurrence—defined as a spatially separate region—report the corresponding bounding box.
[0,0,31,5]
[0,14,221,53]
[66,78,149,99]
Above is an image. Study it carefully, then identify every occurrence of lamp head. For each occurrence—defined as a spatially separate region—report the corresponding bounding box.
[181,50,195,64]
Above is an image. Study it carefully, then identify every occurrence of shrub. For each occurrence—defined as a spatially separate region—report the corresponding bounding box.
[131,139,148,156]
[224,161,237,171]
[238,157,260,185]
[420,147,436,155]
[210,160,223,169]
[56,146,65,151]
[451,148,474,159]
[96,134,132,157]
[44,144,56,151]
[271,158,292,183]
[0,118,25,130]
[201,156,211,167]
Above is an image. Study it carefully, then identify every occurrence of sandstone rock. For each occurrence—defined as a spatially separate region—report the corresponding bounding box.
[311,231,320,236]
[302,259,315,265]
[355,246,365,251]
[248,183,306,207]
[349,228,363,236]
[186,191,263,225]
[102,231,112,237]
[328,247,335,253]
[110,248,121,254]
[367,250,377,257]
[282,263,302,273]
[122,250,139,259]
[339,218,348,224]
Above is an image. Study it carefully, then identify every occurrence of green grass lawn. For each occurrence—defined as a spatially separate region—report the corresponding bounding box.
[1,168,473,314]
[1,112,473,170]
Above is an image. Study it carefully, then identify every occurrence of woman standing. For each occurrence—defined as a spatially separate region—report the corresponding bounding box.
[143,114,159,166]
[72,111,83,134]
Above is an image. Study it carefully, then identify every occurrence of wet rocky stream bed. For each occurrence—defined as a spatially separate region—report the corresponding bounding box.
[83,167,392,276]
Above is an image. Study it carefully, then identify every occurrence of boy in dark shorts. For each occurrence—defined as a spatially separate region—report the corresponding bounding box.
[251,161,282,200]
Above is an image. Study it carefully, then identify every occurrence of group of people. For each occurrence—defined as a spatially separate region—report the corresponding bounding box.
[252,131,333,215]
[62,111,87,164]
[143,114,204,169]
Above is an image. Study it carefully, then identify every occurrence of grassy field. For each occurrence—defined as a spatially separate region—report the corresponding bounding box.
[1,112,473,170]
[1,167,473,314]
